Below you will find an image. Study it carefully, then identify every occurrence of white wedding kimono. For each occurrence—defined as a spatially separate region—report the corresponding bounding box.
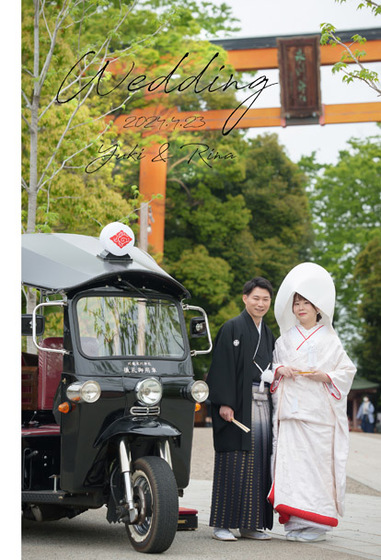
[269,324,356,530]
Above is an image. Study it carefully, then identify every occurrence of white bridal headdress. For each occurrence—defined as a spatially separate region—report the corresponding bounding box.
[274,262,336,335]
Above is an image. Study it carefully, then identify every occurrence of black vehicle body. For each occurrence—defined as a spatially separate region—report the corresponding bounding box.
[22,230,211,553]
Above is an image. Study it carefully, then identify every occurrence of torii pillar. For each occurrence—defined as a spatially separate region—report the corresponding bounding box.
[138,141,167,255]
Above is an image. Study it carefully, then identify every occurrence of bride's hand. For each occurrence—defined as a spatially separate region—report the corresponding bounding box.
[304,370,330,383]
[276,366,299,380]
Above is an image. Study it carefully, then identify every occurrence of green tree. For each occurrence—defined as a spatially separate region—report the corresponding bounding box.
[22,0,239,236]
[239,134,312,289]
[353,235,381,389]
[165,132,312,342]
[170,245,234,318]
[304,134,381,342]
[22,0,137,235]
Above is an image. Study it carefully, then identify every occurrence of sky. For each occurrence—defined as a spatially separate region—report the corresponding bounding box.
[205,0,380,164]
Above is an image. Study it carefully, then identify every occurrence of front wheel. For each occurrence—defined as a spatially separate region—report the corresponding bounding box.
[126,456,178,553]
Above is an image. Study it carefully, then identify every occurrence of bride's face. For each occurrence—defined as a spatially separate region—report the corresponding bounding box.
[292,294,318,328]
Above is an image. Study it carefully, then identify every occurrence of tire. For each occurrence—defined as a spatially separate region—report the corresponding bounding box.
[125,456,178,553]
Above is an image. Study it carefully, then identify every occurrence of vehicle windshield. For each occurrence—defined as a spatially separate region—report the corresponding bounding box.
[76,296,185,358]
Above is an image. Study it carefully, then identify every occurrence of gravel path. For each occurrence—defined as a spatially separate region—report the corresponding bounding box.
[190,427,381,497]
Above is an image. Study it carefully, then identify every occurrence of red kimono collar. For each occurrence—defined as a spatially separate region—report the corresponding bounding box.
[296,324,324,351]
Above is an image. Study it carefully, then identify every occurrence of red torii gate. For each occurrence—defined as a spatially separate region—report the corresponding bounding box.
[110,28,381,254]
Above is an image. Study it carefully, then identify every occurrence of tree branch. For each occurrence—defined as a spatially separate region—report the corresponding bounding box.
[37,1,153,178]
[63,6,102,30]
[37,121,112,190]
[55,4,165,104]
[22,112,31,130]
[167,176,193,200]
[22,176,29,192]
[40,0,52,41]
[22,89,32,110]
[334,36,381,95]
[361,1,381,11]
[321,23,381,96]
[168,156,192,172]
[22,66,34,77]
[68,92,134,131]
[36,1,71,97]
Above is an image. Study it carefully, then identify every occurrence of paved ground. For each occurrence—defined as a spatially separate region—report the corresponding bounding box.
[184,428,381,560]
[190,428,381,495]
[21,429,381,560]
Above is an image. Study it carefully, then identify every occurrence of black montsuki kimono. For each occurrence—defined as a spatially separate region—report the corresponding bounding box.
[206,309,275,452]
[207,309,275,531]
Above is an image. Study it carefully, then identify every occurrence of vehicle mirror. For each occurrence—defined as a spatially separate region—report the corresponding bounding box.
[22,314,45,337]
[190,317,207,338]
[183,304,212,356]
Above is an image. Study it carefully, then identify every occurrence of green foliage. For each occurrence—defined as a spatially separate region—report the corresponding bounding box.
[22,1,138,234]
[169,245,233,309]
[164,132,311,336]
[305,134,381,342]
[22,0,240,236]
[334,0,381,15]
[320,2,380,94]
[339,67,379,85]
[353,235,381,393]
[161,132,312,378]
[317,0,380,377]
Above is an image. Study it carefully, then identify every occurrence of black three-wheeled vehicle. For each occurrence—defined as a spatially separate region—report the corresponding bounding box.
[22,223,211,553]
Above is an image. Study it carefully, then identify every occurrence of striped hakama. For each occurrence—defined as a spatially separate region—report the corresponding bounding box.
[209,386,273,530]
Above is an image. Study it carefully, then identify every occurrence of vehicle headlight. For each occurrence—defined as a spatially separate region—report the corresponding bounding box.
[187,380,209,403]
[135,377,162,406]
[67,380,101,403]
